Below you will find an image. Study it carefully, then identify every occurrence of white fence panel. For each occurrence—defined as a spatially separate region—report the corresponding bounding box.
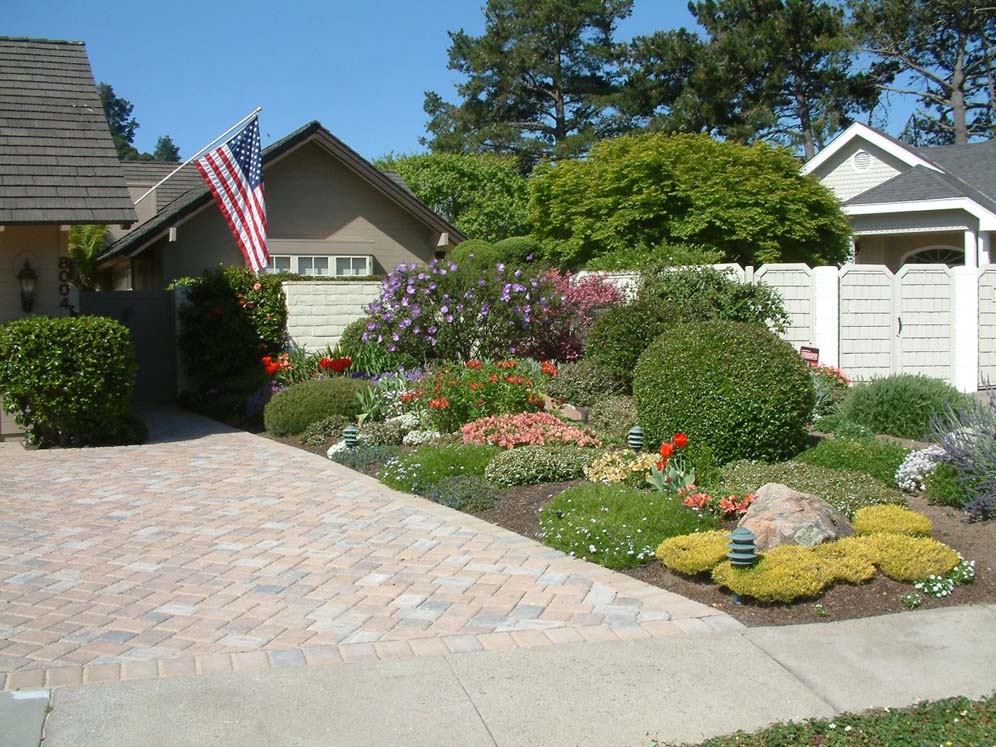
[283,281,381,352]
[839,265,895,380]
[896,265,953,381]
[754,264,814,350]
[981,266,996,386]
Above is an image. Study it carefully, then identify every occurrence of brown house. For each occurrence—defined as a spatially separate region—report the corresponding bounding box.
[0,37,136,322]
[99,121,466,287]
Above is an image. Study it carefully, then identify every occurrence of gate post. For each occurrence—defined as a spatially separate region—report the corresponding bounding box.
[951,266,980,393]
[812,266,839,368]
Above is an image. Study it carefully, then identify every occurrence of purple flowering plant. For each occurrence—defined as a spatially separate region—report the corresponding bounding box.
[362,258,561,361]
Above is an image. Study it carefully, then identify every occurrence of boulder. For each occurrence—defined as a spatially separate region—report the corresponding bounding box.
[737,483,853,551]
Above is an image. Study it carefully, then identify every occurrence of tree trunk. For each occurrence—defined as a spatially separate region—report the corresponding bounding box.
[794,85,816,160]
[950,37,969,145]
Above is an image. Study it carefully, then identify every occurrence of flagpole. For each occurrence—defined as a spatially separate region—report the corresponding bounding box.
[134,106,263,206]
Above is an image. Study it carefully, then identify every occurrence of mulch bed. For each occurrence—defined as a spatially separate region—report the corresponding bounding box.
[270,431,995,627]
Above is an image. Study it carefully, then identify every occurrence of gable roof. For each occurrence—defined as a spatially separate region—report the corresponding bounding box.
[846,164,996,215]
[801,121,941,176]
[101,121,466,262]
[118,160,202,213]
[920,140,996,207]
[0,37,136,225]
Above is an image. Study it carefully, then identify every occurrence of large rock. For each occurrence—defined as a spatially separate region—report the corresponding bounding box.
[738,483,853,551]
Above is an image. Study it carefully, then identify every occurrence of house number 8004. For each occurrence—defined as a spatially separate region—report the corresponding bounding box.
[58,256,74,314]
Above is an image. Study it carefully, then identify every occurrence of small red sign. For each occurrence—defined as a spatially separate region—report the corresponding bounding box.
[800,346,820,366]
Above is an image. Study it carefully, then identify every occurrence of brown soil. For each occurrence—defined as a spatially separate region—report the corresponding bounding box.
[272,432,996,627]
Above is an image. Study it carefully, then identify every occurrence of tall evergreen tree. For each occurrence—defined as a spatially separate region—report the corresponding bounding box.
[97,83,140,160]
[152,135,181,162]
[850,0,994,144]
[422,0,633,171]
[623,0,876,159]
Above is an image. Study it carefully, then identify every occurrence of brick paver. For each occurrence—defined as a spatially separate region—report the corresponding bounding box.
[0,409,740,689]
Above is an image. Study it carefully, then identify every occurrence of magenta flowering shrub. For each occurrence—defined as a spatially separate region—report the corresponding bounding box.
[461,412,602,449]
[528,270,623,361]
[362,259,560,361]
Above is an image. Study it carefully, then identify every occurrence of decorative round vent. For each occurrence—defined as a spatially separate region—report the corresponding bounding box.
[852,149,872,171]
[905,247,964,267]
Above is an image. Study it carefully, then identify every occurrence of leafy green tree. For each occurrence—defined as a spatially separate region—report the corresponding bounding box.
[850,0,994,144]
[152,135,181,162]
[528,132,851,268]
[422,0,634,170]
[622,0,877,159]
[374,152,529,242]
[67,225,109,291]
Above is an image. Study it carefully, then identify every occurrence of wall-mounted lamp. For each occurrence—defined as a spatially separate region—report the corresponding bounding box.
[17,260,38,313]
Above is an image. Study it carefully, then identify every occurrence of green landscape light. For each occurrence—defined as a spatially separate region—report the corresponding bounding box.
[728,527,758,568]
[627,425,644,452]
[343,424,359,449]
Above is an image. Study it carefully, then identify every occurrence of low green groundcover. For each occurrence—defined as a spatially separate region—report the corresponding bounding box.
[670,693,995,746]
[793,437,909,488]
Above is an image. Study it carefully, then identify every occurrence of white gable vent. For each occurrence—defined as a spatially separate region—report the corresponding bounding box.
[852,149,872,171]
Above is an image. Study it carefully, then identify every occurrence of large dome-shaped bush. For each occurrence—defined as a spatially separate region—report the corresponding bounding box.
[633,320,814,463]
[584,300,671,390]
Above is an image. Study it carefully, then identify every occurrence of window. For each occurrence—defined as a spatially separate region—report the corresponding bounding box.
[266,255,372,277]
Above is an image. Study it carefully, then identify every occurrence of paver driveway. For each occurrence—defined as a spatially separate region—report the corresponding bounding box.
[0,409,740,690]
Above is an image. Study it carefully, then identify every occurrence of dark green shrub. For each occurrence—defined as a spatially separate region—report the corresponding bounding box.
[539,483,718,569]
[449,238,494,266]
[0,316,139,446]
[175,267,287,421]
[330,444,401,472]
[794,437,909,488]
[633,320,814,464]
[490,236,541,263]
[836,374,970,440]
[300,414,350,450]
[423,476,501,513]
[588,395,638,445]
[263,378,369,436]
[811,412,874,438]
[584,300,671,390]
[543,358,623,408]
[717,460,906,518]
[378,443,500,494]
[483,445,599,486]
[451,236,539,272]
[925,462,969,508]
[335,317,421,375]
[637,265,789,334]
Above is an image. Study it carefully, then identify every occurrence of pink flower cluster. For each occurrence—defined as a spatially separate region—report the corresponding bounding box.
[461,412,602,450]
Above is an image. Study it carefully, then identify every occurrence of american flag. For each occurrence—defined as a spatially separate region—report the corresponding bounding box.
[195,116,269,272]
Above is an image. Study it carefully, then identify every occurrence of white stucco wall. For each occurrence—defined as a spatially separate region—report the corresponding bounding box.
[283,281,381,351]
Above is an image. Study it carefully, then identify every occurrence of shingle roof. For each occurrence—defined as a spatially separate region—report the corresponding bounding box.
[920,140,996,206]
[118,160,202,212]
[101,121,467,262]
[0,37,137,224]
[846,163,996,215]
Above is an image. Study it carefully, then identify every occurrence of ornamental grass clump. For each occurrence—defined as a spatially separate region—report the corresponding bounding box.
[836,374,970,440]
[853,505,932,537]
[461,412,601,449]
[484,446,599,487]
[633,320,814,464]
[929,395,996,511]
[540,483,718,570]
[656,531,731,575]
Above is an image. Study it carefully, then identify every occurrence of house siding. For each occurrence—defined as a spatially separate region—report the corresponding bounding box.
[817,141,906,202]
[152,141,437,286]
[0,225,69,322]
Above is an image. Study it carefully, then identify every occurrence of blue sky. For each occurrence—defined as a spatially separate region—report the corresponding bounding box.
[8,0,911,162]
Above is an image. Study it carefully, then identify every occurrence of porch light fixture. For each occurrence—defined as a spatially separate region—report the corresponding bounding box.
[17,260,38,313]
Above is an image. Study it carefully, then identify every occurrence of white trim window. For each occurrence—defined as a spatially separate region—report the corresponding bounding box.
[266,255,373,277]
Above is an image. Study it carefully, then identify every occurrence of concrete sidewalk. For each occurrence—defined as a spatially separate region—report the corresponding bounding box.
[6,604,995,747]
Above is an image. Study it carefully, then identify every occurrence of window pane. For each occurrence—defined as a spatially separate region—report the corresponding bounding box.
[298,257,313,275]
[271,256,291,274]
[335,257,349,276]
[313,257,329,276]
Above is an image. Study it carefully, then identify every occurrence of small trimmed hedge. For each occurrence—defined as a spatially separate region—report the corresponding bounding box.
[484,445,599,487]
[836,374,970,440]
[793,437,909,488]
[853,505,932,537]
[0,316,141,446]
[263,378,369,436]
[633,320,814,464]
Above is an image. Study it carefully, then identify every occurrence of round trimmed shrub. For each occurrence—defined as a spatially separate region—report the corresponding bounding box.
[542,358,623,408]
[423,476,501,513]
[853,505,932,537]
[484,446,599,487]
[0,316,139,447]
[711,545,836,603]
[584,300,671,390]
[450,238,494,266]
[656,531,731,575]
[633,320,814,464]
[836,374,970,440]
[861,534,960,582]
[263,378,369,436]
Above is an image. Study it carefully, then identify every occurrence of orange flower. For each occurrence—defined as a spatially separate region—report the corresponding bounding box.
[673,432,688,449]
[466,360,483,369]
[429,397,450,410]
[659,442,675,458]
